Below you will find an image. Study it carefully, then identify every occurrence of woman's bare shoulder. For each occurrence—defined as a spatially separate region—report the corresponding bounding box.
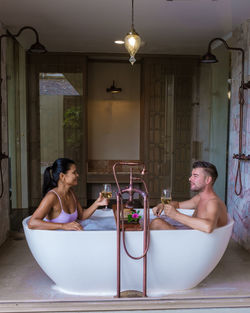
[41,190,58,204]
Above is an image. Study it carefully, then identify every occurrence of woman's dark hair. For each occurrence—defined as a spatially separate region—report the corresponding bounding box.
[192,160,218,185]
[42,158,75,197]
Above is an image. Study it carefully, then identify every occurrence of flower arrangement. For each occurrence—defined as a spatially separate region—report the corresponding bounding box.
[127,210,142,223]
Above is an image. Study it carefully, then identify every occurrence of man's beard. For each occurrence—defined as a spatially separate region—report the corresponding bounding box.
[190,184,205,192]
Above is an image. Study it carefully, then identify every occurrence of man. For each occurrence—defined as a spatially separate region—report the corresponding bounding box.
[150,161,228,233]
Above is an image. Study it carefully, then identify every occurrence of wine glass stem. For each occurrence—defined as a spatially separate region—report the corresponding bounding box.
[103,203,109,211]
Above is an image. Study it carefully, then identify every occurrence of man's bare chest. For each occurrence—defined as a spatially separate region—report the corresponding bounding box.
[193,200,209,218]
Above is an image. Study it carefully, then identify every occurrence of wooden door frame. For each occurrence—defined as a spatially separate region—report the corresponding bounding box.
[26,53,87,210]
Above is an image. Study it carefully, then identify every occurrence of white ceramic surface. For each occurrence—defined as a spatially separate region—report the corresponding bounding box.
[23,209,234,297]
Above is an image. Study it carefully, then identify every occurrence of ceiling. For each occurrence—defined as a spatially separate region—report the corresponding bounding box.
[0,0,250,57]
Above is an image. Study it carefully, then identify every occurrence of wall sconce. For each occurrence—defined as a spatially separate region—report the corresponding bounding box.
[106,81,122,94]
[0,26,47,198]
[201,37,250,196]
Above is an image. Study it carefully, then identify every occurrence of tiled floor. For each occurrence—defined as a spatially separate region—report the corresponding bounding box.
[0,235,250,312]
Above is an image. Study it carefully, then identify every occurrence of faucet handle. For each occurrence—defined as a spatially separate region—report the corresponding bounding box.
[0,153,8,160]
[141,168,147,176]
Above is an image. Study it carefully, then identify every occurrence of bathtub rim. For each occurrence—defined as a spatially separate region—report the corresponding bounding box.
[22,209,234,234]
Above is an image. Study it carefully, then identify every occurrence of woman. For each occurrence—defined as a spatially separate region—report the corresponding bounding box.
[28,158,108,230]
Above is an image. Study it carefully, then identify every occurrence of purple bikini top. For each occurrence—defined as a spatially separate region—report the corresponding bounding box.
[44,189,78,223]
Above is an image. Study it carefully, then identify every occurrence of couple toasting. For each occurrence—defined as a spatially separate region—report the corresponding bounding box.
[28,158,227,232]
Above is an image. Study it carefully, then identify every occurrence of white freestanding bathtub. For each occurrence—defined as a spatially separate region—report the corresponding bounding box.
[23,209,234,297]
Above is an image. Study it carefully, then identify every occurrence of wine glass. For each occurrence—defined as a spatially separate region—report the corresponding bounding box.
[161,189,172,206]
[101,184,112,210]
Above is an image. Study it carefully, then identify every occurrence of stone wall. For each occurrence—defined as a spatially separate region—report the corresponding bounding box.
[0,25,10,246]
[227,20,250,250]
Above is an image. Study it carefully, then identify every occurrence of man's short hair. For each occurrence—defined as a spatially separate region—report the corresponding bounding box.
[192,161,218,184]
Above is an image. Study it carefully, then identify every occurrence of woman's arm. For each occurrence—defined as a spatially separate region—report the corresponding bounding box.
[28,193,82,230]
[78,193,108,220]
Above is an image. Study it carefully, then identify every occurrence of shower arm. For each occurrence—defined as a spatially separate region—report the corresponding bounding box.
[0,25,46,131]
[206,38,248,88]
[0,26,45,158]
[204,38,250,196]
[0,26,47,198]
[0,34,9,161]
[0,35,9,198]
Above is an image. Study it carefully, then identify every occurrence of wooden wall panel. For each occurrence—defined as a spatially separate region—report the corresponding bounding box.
[141,57,199,205]
[172,75,193,201]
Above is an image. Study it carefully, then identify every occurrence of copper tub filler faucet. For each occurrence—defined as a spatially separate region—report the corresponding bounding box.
[113,162,150,297]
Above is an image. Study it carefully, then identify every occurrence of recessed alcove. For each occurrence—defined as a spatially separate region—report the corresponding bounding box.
[87,61,141,204]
